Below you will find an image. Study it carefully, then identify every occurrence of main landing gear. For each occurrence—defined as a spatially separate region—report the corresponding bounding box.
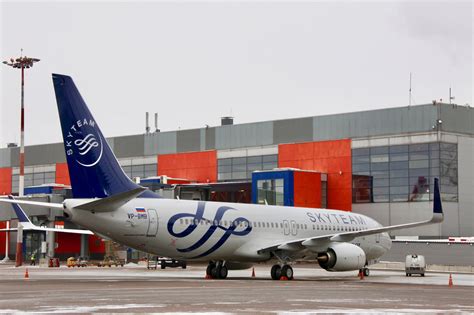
[270,264,294,280]
[206,261,228,279]
[359,267,370,277]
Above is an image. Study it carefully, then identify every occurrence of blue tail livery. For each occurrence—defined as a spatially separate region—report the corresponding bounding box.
[8,195,31,223]
[52,74,159,199]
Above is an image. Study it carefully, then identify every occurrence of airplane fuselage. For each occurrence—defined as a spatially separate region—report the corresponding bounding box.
[64,198,391,265]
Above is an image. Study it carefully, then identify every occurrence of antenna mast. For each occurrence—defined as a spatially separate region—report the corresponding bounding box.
[409,72,412,107]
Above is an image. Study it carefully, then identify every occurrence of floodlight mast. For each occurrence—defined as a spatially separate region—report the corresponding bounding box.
[2,51,40,197]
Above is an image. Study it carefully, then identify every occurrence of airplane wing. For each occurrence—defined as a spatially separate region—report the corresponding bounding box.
[0,195,93,235]
[258,178,444,254]
[0,225,93,235]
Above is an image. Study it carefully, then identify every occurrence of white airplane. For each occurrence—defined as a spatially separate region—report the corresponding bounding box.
[0,74,444,280]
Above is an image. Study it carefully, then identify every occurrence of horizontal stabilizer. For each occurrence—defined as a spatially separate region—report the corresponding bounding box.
[0,196,93,235]
[0,198,64,209]
[73,187,146,212]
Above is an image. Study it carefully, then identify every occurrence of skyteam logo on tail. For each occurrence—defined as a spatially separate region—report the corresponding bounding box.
[167,202,252,259]
[65,118,103,167]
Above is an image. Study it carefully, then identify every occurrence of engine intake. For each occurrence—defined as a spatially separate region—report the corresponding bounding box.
[317,243,366,271]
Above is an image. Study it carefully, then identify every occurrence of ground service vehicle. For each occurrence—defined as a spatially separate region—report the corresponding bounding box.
[405,254,426,276]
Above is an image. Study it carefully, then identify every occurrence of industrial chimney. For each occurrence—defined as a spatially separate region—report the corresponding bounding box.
[145,112,150,134]
[154,113,160,133]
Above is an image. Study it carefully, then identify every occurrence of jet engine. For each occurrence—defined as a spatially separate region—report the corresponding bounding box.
[317,243,366,271]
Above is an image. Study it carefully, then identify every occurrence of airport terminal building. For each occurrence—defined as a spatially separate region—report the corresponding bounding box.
[0,102,472,259]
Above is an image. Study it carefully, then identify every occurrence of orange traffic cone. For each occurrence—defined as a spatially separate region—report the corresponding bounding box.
[251,267,256,278]
[24,268,29,279]
[359,270,364,280]
[280,276,288,281]
[448,274,453,287]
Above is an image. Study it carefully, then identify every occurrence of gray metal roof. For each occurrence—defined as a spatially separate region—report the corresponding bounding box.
[1,103,472,167]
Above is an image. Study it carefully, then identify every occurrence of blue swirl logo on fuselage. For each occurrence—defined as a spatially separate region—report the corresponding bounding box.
[167,201,252,259]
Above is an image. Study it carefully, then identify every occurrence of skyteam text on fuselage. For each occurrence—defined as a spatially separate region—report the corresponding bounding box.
[0,74,444,280]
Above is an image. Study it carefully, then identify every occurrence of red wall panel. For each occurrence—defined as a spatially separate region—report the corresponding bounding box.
[55,163,71,185]
[294,171,321,208]
[0,221,6,255]
[55,232,81,254]
[88,235,105,254]
[0,167,12,195]
[158,151,217,183]
[279,139,352,211]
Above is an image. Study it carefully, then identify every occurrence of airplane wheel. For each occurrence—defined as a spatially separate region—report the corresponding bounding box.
[219,266,228,279]
[363,268,370,277]
[211,266,220,279]
[281,265,293,280]
[206,263,215,277]
[270,265,281,280]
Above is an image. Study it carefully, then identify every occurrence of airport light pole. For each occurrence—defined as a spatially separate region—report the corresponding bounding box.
[3,51,40,196]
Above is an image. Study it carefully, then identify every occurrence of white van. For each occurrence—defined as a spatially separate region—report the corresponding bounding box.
[405,254,426,277]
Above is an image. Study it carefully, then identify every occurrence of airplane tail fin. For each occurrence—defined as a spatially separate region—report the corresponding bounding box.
[52,74,156,199]
[7,195,32,224]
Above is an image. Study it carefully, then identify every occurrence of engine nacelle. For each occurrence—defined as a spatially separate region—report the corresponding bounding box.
[317,243,366,272]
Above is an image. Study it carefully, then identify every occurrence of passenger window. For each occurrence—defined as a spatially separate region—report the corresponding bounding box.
[180,219,183,224]
[271,222,274,228]
[266,222,270,228]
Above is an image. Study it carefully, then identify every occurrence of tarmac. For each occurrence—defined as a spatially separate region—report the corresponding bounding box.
[0,263,473,313]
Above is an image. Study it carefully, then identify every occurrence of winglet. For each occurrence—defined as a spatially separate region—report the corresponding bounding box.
[7,195,32,223]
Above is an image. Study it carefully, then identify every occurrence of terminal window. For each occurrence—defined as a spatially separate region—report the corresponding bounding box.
[218,154,278,181]
[256,178,284,206]
[352,142,458,203]
[11,169,55,194]
[122,163,157,180]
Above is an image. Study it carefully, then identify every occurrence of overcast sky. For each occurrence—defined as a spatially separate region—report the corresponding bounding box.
[0,1,472,148]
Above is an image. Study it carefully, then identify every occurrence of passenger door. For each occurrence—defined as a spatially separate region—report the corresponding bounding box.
[147,209,158,237]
